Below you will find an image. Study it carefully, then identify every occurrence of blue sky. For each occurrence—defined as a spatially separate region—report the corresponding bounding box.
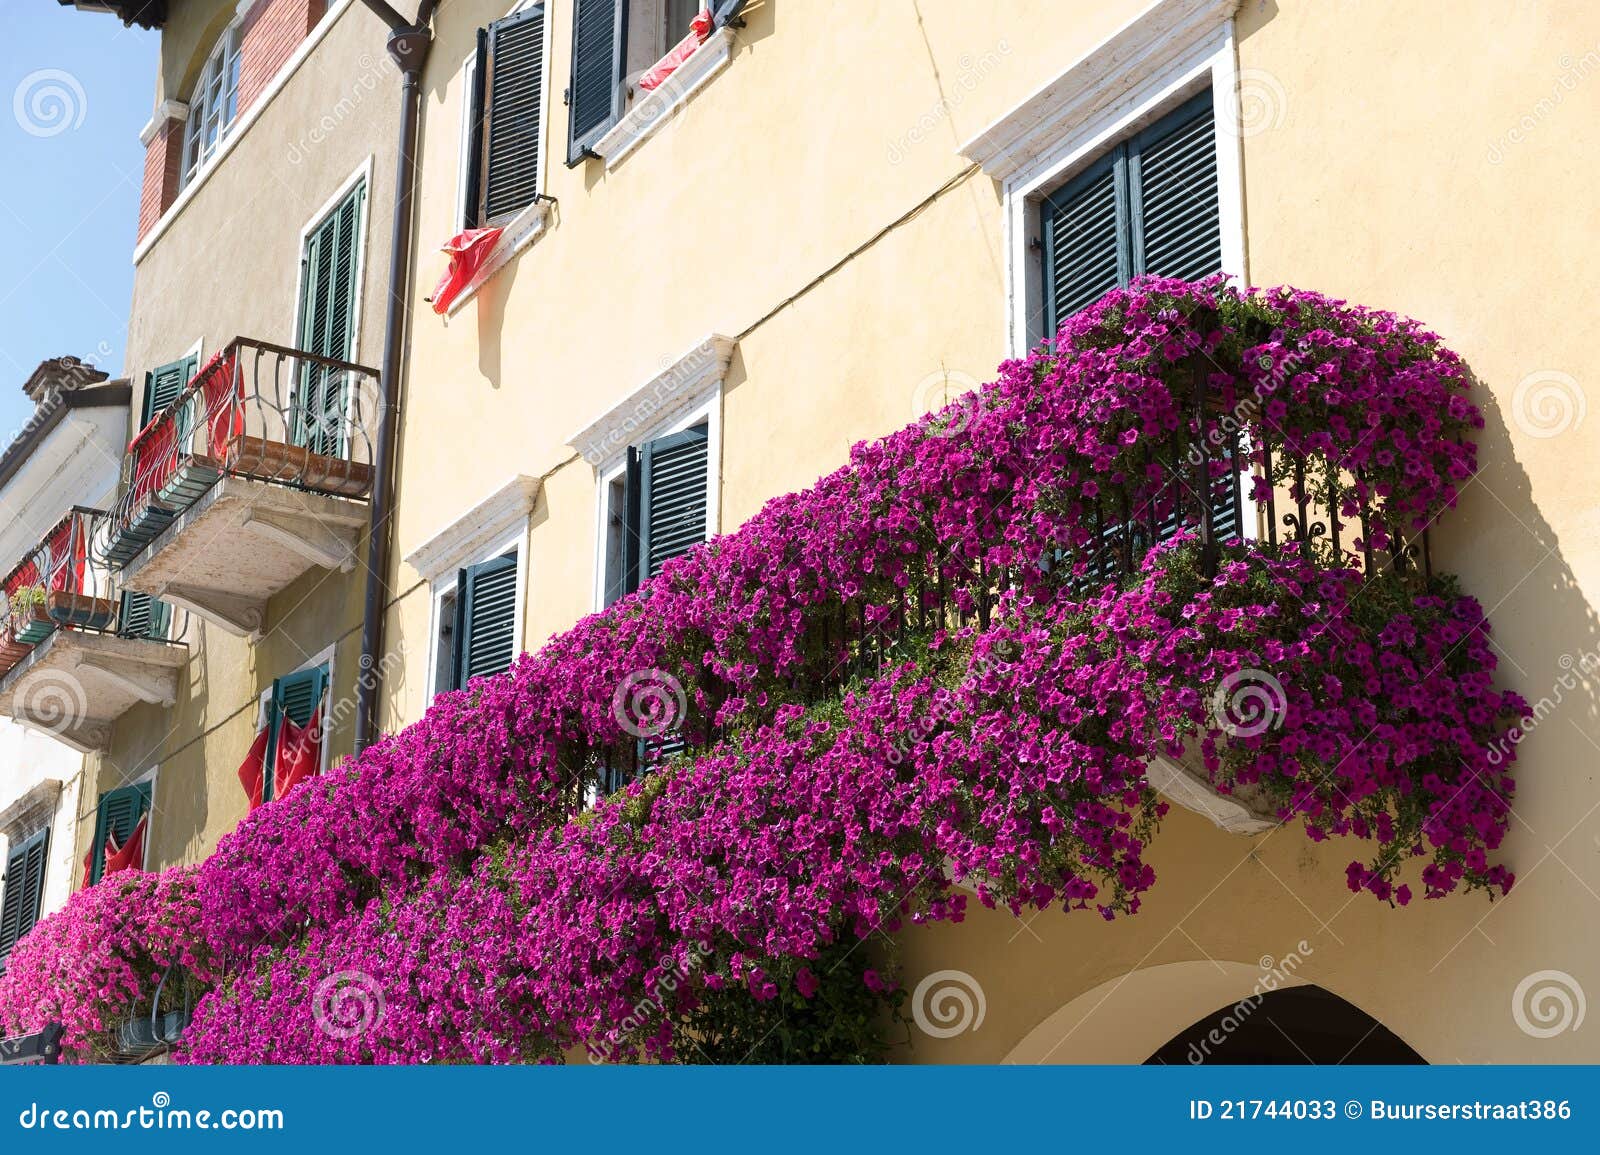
[0,6,157,442]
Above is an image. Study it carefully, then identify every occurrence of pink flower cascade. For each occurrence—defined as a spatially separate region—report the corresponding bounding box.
[0,279,1524,1062]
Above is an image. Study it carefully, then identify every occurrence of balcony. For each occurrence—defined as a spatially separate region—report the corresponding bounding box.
[98,338,379,639]
[0,508,186,752]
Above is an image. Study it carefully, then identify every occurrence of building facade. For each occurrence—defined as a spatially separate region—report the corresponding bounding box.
[33,0,1600,1062]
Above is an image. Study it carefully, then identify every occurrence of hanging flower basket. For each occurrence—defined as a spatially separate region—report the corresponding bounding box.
[9,589,54,645]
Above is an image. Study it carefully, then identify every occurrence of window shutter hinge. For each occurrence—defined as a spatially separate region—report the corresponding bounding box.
[563,86,571,106]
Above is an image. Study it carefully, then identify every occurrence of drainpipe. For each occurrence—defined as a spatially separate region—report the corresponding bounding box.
[355,2,433,752]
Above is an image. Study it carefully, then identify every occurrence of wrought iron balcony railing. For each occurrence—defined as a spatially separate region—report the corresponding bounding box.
[98,338,380,570]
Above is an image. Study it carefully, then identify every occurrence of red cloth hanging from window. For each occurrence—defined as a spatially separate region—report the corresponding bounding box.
[638,8,714,91]
[272,689,326,802]
[430,228,504,315]
[103,816,147,876]
[81,847,93,889]
[237,724,270,812]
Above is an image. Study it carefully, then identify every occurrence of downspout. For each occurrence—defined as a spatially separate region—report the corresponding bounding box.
[355,2,433,751]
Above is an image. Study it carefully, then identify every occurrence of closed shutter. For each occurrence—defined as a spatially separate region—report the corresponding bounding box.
[263,664,328,803]
[142,355,198,424]
[481,4,547,224]
[0,828,49,967]
[296,181,365,457]
[1040,89,1220,331]
[1130,90,1221,282]
[89,782,152,885]
[638,424,709,582]
[452,551,519,688]
[117,591,170,640]
[1041,151,1127,335]
[568,0,625,162]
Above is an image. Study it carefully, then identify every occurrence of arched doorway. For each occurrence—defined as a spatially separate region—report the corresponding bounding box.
[1145,984,1425,1064]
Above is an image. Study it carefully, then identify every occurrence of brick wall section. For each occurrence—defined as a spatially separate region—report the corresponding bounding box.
[236,0,327,117]
[136,116,186,243]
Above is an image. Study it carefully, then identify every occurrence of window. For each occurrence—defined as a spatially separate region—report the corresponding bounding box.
[117,591,170,641]
[261,664,328,804]
[463,2,550,229]
[1040,89,1221,333]
[0,828,48,969]
[296,178,367,457]
[181,21,243,187]
[89,781,152,885]
[445,549,520,690]
[602,423,710,605]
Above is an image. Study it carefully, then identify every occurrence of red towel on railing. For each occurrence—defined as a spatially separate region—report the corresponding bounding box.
[103,816,147,876]
[430,228,504,314]
[237,724,270,812]
[272,689,326,802]
[198,352,242,457]
[127,408,180,510]
[638,7,713,90]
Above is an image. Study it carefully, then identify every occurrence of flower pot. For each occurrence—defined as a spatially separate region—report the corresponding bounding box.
[46,590,116,631]
[13,602,54,645]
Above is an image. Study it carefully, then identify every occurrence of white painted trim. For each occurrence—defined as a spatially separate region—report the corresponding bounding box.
[423,525,530,701]
[591,25,735,168]
[568,334,734,469]
[138,99,189,146]
[133,0,358,265]
[990,11,1245,358]
[404,474,542,581]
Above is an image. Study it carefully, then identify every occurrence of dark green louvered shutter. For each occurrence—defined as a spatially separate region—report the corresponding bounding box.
[481,4,546,224]
[1130,90,1221,282]
[142,354,198,424]
[638,423,709,581]
[1040,89,1220,333]
[452,551,518,688]
[117,591,170,640]
[463,27,489,229]
[567,0,625,162]
[262,664,328,804]
[296,181,365,457]
[89,782,152,885]
[0,828,49,967]
[1041,151,1127,335]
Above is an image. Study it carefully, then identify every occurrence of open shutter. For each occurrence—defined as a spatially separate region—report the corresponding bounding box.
[453,552,518,688]
[117,591,170,640]
[89,782,152,885]
[482,4,547,224]
[1041,150,1128,336]
[0,829,49,966]
[296,181,365,456]
[142,354,198,424]
[568,0,626,162]
[262,664,328,803]
[463,28,489,229]
[638,424,709,582]
[1130,89,1221,283]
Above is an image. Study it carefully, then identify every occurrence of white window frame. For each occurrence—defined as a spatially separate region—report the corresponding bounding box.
[424,528,530,701]
[180,15,245,190]
[254,643,337,778]
[960,0,1247,359]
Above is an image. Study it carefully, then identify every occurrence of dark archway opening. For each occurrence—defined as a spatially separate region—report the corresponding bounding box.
[1145,984,1425,1065]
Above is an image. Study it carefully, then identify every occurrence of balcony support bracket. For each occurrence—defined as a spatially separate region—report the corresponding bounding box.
[13,714,112,755]
[157,583,266,641]
[72,652,179,708]
[243,509,359,572]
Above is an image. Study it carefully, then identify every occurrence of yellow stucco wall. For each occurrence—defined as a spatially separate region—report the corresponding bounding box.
[89,0,1600,1063]
[85,1,401,875]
